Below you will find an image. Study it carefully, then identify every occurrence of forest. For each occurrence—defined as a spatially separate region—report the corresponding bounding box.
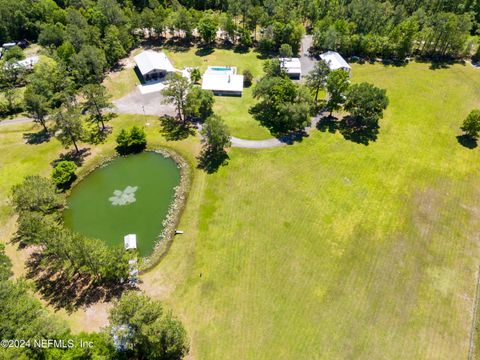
[0,0,479,63]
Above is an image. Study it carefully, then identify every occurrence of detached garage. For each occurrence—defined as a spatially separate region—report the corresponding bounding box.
[134,50,175,82]
[320,51,351,75]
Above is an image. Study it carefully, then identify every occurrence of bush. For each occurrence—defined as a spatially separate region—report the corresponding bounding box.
[115,126,147,155]
[190,67,201,83]
[258,38,275,54]
[237,27,253,48]
[279,43,293,58]
[243,69,253,87]
[3,46,24,61]
[52,161,77,189]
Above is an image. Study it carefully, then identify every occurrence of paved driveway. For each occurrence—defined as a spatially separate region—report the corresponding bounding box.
[113,88,175,117]
[300,35,317,77]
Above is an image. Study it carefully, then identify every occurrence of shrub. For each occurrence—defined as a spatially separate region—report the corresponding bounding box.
[3,46,24,61]
[116,126,147,155]
[237,27,253,48]
[52,161,77,189]
[243,70,253,87]
[258,38,275,54]
[279,43,293,58]
[190,67,201,83]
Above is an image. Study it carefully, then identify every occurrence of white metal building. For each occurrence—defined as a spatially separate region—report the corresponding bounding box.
[201,66,244,96]
[134,50,175,82]
[279,58,302,79]
[320,51,351,74]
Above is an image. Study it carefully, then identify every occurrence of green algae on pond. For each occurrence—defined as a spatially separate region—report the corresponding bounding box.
[64,152,181,257]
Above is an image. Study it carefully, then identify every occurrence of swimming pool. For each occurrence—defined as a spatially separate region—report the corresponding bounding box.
[206,66,236,74]
[211,67,231,71]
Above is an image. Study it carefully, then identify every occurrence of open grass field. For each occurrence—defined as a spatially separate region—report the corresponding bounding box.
[142,62,480,359]
[2,61,480,359]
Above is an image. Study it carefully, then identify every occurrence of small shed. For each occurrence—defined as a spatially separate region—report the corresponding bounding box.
[320,51,351,74]
[134,50,175,82]
[124,234,137,250]
[279,58,302,79]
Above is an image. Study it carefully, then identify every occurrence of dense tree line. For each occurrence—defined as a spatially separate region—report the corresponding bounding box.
[1,0,478,63]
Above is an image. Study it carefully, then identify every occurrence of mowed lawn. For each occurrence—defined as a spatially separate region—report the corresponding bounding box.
[141,62,480,359]
[165,46,272,140]
[2,62,480,359]
[104,45,272,139]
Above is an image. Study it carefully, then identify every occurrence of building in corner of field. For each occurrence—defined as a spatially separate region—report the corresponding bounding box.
[320,51,351,75]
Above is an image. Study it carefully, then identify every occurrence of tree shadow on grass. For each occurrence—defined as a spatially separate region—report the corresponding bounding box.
[195,45,214,57]
[160,116,196,141]
[380,58,408,67]
[217,39,235,50]
[278,129,309,145]
[416,57,460,70]
[51,148,91,168]
[316,115,338,133]
[197,149,229,174]
[23,129,51,144]
[234,45,250,54]
[317,115,378,145]
[337,116,379,145]
[163,37,194,53]
[26,252,138,313]
[457,134,478,149]
[85,125,113,145]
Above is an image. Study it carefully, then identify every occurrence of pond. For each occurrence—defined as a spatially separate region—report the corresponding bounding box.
[64,152,181,257]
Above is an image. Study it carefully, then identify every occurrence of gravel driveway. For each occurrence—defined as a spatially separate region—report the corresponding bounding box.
[300,35,317,77]
[113,88,175,117]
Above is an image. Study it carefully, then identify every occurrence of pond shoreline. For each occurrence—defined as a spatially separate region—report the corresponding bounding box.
[65,148,192,273]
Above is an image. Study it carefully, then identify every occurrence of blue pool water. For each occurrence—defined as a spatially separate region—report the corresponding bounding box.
[210,67,231,71]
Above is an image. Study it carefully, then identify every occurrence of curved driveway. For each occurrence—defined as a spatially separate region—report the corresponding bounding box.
[1,111,324,149]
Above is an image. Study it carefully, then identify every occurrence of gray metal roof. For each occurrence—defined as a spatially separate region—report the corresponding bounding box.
[320,51,351,71]
[134,50,175,75]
